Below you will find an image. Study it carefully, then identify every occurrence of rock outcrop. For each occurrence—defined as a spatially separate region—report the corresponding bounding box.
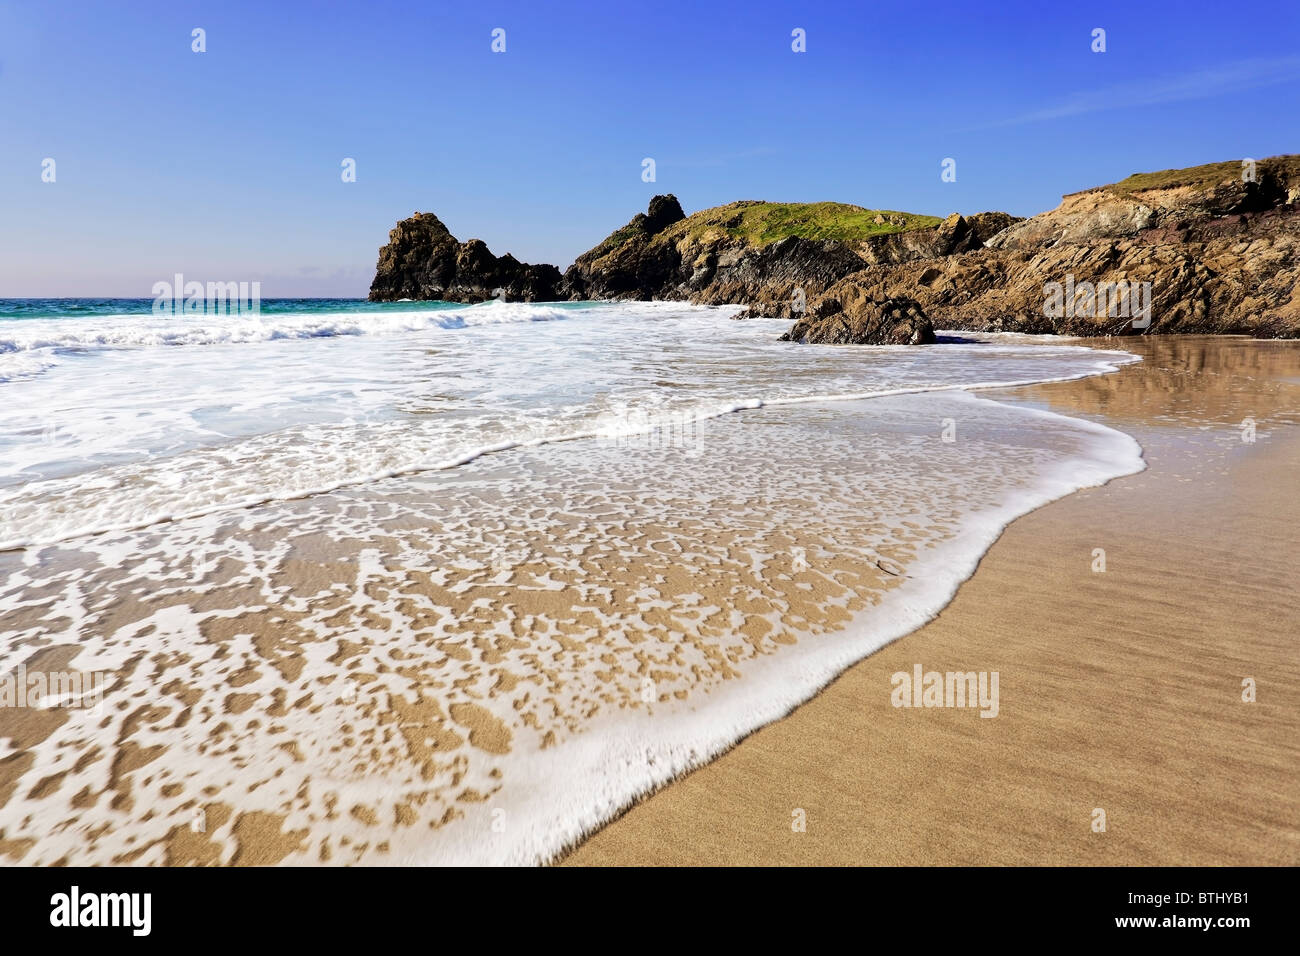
[781,295,935,345]
[564,199,990,321]
[368,212,564,302]
[368,154,1300,340]
[803,156,1300,338]
[560,194,688,299]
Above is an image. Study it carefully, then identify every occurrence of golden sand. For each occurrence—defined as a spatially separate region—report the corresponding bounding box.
[564,337,1300,865]
[1,336,1294,866]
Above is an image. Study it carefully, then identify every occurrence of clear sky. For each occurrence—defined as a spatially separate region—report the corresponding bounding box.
[2,0,1298,296]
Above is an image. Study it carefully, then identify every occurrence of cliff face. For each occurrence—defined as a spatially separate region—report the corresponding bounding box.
[560,194,691,299]
[368,154,1300,342]
[781,156,1300,341]
[562,198,985,320]
[368,212,564,302]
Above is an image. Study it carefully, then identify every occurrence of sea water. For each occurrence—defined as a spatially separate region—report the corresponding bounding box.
[0,298,1143,864]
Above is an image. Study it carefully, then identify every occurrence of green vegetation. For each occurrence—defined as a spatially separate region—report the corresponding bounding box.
[581,224,642,261]
[1088,154,1300,197]
[660,201,942,246]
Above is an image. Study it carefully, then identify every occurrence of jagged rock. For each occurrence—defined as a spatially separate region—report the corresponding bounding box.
[367,154,1300,338]
[966,211,1024,245]
[560,194,686,299]
[644,194,687,233]
[781,295,935,345]
[699,238,881,320]
[809,157,1300,338]
[565,197,971,310]
[368,212,564,302]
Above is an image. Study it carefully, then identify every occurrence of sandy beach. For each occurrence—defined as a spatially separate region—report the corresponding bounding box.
[564,335,1300,866]
[7,6,1300,933]
[2,333,1295,866]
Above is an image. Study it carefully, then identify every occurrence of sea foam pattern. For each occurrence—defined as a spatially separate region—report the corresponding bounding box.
[0,301,1143,865]
[0,302,1136,547]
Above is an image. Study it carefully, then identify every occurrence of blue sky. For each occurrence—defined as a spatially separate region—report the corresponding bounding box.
[2,0,1298,296]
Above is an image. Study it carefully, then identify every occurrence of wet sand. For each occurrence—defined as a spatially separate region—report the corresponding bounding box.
[564,336,1300,866]
[4,372,1125,865]
[2,336,1294,866]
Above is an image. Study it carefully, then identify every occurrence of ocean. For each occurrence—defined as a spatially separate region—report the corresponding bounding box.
[0,298,1144,864]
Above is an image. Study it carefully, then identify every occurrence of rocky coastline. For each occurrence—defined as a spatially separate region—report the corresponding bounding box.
[369,155,1300,343]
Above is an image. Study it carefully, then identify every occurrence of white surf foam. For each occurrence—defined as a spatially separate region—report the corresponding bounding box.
[0,300,577,356]
[0,362,1149,866]
[0,355,1138,551]
[387,392,1147,865]
[0,301,1141,551]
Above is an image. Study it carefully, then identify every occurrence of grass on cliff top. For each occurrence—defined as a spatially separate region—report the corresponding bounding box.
[582,223,643,261]
[662,201,942,245]
[1082,154,1300,197]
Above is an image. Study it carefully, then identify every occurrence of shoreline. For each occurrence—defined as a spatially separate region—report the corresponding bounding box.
[0,328,1158,866]
[421,391,1148,865]
[2,332,1295,866]
[562,335,1300,866]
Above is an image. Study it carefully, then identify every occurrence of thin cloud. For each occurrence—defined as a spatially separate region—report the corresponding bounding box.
[980,56,1300,129]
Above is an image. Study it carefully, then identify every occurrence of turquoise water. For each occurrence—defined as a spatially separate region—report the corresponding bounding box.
[0,297,589,319]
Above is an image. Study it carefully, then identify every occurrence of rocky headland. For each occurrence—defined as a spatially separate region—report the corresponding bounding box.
[368,211,565,302]
[369,155,1300,343]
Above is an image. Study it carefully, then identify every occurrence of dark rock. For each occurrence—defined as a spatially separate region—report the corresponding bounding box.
[561,194,687,299]
[368,154,1300,338]
[799,159,1300,338]
[645,194,687,233]
[781,295,935,345]
[369,212,564,302]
